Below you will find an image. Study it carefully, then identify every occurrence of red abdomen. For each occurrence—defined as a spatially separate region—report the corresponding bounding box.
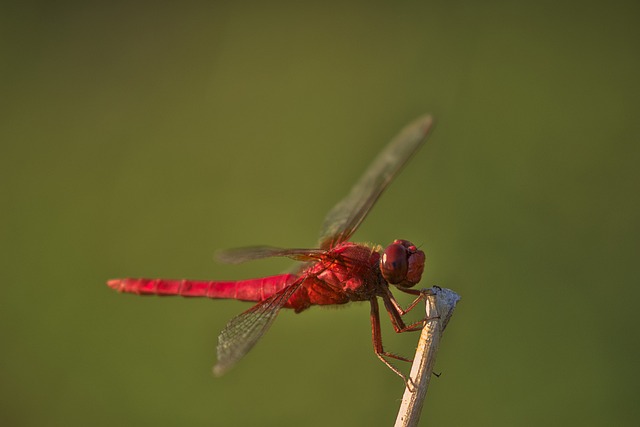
[108,274,298,303]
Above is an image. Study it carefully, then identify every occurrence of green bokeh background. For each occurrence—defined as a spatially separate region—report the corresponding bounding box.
[2,1,639,426]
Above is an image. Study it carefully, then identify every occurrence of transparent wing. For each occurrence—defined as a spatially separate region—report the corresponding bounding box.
[215,246,326,264]
[212,276,304,376]
[318,114,434,249]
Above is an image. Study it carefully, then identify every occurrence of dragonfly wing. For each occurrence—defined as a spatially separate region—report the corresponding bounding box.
[318,114,434,249]
[215,246,326,264]
[212,276,304,376]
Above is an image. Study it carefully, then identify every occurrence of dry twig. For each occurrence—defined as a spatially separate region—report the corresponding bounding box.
[394,287,460,427]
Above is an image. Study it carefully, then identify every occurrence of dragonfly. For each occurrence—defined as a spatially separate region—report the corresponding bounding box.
[108,114,435,381]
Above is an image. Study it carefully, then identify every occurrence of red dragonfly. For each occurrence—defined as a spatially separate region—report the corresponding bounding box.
[108,114,434,380]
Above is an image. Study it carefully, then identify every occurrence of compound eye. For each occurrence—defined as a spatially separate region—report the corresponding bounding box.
[380,243,408,285]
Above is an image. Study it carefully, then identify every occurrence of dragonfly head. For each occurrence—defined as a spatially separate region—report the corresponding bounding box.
[380,240,425,288]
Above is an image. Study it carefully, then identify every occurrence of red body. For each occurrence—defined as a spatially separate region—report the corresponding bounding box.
[108,242,385,313]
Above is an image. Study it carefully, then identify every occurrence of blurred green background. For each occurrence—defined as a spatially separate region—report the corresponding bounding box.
[2,1,639,426]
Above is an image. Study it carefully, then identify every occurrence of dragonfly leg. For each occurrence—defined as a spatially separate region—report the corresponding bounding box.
[379,287,430,333]
[369,298,415,387]
[372,290,442,389]
[388,287,431,317]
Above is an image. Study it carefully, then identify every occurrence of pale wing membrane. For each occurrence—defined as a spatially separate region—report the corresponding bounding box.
[318,114,434,249]
[215,246,326,264]
[212,277,304,376]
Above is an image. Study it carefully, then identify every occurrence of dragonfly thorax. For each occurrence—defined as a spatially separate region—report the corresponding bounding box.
[379,239,425,288]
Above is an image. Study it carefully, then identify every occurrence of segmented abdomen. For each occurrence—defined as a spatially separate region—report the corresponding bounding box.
[107,274,298,302]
